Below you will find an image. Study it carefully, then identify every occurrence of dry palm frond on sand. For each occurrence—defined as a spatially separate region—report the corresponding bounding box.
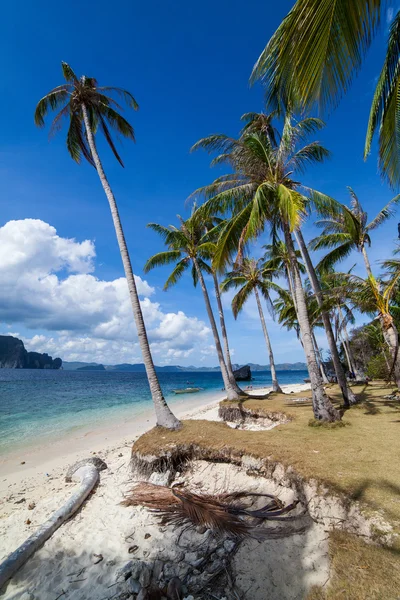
[122,482,299,539]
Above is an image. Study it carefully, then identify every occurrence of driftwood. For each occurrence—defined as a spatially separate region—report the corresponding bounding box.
[0,458,106,591]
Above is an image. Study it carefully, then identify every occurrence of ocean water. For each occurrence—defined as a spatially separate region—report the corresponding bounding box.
[0,369,308,455]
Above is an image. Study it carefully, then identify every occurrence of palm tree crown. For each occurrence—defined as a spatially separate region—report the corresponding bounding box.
[191,113,330,271]
[34,61,138,167]
[221,258,280,319]
[310,187,400,274]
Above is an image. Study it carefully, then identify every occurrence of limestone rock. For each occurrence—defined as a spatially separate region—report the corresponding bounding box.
[233,365,252,381]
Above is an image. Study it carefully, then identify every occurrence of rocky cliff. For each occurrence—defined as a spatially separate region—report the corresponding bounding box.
[0,335,62,369]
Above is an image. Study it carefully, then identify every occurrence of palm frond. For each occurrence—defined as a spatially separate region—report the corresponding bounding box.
[231,282,255,318]
[34,89,70,127]
[61,61,78,83]
[366,194,400,231]
[97,86,139,110]
[122,482,298,540]
[316,242,354,273]
[250,0,383,114]
[365,10,400,186]
[164,258,190,290]
[143,250,182,273]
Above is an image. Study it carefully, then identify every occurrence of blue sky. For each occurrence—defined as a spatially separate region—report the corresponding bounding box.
[0,0,399,366]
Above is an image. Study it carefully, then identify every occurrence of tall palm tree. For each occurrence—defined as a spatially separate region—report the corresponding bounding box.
[191,211,241,392]
[191,114,341,421]
[240,112,356,405]
[274,287,330,384]
[250,1,400,186]
[294,229,357,405]
[310,188,400,277]
[221,258,283,393]
[34,62,180,430]
[144,215,242,401]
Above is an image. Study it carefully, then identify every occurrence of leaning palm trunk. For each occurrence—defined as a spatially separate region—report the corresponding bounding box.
[284,224,340,421]
[380,314,400,390]
[193,259,240,401]
[81,104,181,430]
[295,230,356,406]
[338,307,364,381]
[339,332,354,374]
[212,271,243,395]
[254,287,282,393]
[312,331,329,384]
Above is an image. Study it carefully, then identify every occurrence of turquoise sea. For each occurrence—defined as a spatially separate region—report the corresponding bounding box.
[0,369,308,455]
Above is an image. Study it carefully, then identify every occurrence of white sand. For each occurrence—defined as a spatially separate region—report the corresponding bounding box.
[0,383,313,599]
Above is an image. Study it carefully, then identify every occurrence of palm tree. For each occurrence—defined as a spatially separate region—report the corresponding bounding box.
[318,269,362,380]
[191,114,341,421]
[144,215,242,401]
[221,258,283,392]
[294,229,357,405]
[191,211,241,393]
[310,188,400,277]
[34,62,181,430]
[250,1,400,186]
[332,269,400,389]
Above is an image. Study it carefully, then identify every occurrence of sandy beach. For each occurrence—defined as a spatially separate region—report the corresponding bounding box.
[0,383,312,600]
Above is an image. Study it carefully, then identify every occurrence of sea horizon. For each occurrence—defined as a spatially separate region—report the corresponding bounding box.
[0,368,309,456]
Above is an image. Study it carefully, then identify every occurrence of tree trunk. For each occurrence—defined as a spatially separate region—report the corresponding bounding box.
[295,229,356,407]
[193,258,240,400]
[254,287,282,392]
[361,245,373,278]
[312,330,329,384]
[284,224,341,421]
[340,332,354,373]
[380,315,400,390]
[338,306,364,381]
[81,103,181,430]
[212,271,243,395]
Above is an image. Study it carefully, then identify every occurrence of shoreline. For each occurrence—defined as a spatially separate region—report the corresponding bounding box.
[0,383,309,495]
[0,382,311,600]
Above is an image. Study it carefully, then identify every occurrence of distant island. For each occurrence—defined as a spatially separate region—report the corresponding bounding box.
[0,335,62,369]
[63,361,307,372]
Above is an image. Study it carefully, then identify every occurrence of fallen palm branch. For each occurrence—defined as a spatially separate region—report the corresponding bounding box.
[122,482,300,539]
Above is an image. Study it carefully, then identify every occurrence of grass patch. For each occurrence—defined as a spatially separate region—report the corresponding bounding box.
[308,418,349,428]
[308,531,400,600]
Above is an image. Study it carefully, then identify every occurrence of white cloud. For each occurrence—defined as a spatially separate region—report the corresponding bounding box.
[0,219,211,364]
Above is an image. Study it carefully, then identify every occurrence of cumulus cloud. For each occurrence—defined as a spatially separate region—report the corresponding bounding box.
[0,219,211,364]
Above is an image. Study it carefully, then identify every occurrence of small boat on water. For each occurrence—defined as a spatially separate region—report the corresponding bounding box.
[172,387,202,395]
[304,378,311,383]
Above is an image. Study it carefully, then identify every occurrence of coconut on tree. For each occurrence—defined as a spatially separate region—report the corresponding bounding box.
[221,257,283,393]
[34,62,181,430]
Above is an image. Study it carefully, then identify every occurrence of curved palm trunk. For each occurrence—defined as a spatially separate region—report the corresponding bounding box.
[312,331,329,384]
[81,104,181,430]
[295,230,356,406]
[380,315,400,390]
[212,271,243,395]
[338,307,364,381]
[340,332,354,373]
[254,287,282,392]
[193,259,240,400]
[284,224,340,421]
